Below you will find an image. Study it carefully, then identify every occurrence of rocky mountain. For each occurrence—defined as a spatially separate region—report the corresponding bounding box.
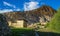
[2,5,56,25]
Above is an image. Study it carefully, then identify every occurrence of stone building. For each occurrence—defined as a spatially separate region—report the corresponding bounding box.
[8,19,27,28]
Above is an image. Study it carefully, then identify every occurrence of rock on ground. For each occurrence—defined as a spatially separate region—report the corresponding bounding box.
[0,14,11,36]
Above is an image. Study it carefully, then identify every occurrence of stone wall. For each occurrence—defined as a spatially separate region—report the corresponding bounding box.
[8,20,26,28]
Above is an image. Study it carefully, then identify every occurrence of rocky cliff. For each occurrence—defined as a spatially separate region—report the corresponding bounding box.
[2,5,56,26]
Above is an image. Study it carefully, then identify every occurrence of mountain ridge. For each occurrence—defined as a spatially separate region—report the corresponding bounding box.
[2,5,57,26]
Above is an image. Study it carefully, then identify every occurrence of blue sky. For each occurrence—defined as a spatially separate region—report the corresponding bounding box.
[0,0,60,13]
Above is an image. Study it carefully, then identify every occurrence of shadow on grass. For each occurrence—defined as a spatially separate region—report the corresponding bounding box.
[37,31,60,36]
[11,28,60,36]
[11,28,35,36]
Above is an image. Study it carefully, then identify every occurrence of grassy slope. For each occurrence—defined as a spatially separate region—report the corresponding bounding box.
[45,9,60,33]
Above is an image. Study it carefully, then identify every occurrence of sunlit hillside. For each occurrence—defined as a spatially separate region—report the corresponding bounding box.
[46,9,60,33]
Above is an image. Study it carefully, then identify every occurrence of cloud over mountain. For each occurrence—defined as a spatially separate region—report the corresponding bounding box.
[0,9,13,13]
[0,1,21,13]
[0,8,21,13]
[24,1,39,11]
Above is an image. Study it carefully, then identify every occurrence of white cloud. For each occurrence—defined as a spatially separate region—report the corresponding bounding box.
[2,1,21,12]
[3,1,16,8]
[0,9,13,13]
[0,8,20,13]
[24,1,39,11]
